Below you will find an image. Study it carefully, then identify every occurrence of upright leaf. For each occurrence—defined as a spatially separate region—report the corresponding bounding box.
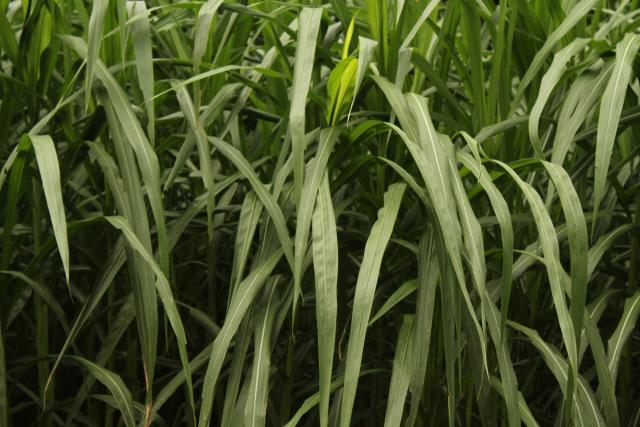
[86,0,109,109]
[340,183,406,427]
[383,315,414,427]
[290,7,322,204]
[607,290,640,384]
[198,250,283,427]
[593,34,640,234]
[312,174,339,427]
[30,135,69,284]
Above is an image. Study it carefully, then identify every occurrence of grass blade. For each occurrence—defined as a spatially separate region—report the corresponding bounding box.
[383,315,414,427]
[347,37,377,122]
[583,312,619,427]
[127,1,155,145]
[607,290,640,385]
[312,173,339,427]
[209,136,294,269]
[198,250,283,427]
[528,39,588,154]
[86,0,109,109]
[230,192,263,296]
[290,7,322,204]
[29,134,69,285]
[457,142,513,336]
[543,162,589,342]
[68,356,136,427]
[489,376,540,427]
[193,0,224,71]
[510,321,605,426]
[173,81,215,241]
[406,233,438,426]
[106,216,195,424]
[244,280,282,426]
[294,127,340,317]
[593,34,640,235]
[369,279,417,326]
[340,182,406,427]
[513,0,598,110]
[492,158,578,415]
[0,271,69,332]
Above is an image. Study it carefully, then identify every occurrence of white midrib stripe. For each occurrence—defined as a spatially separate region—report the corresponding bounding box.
[297,128,337,256]
[541,341,602,427]
[451,161,484,290]
[411,95,449,205]
[102,64,156,180]
[499,164,578,364]
[604,37,636,142]
[608,294,640,371]
[547,164,586,281]
[344,187,402,416]
[251,287,277,425]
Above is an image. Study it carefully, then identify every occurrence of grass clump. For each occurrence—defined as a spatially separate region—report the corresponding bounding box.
[1,0,639,426]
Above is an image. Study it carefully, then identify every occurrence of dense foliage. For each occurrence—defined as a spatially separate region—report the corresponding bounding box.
[1,0,639,425]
